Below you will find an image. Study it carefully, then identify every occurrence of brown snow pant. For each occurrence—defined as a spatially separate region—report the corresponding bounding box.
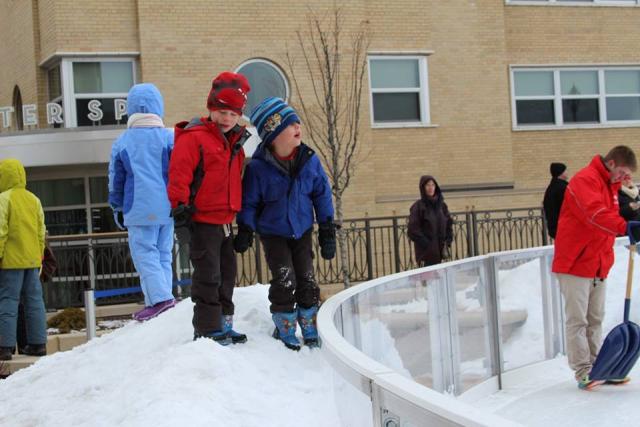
[557,273,607,380]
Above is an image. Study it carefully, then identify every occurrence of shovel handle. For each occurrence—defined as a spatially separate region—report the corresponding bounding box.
[627,242,635,302]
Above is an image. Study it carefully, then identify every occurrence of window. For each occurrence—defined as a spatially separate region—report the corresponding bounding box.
[236,59,289,116]
[71,61,133,126]
[45,58,136,128]
[511,67,640,128]
[28,176,117,235]
[12,86,23,131]
[368,56,430,126]
[506,0,640,6]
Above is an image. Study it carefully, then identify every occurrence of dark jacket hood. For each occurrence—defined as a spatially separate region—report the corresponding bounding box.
[419,175,442,202]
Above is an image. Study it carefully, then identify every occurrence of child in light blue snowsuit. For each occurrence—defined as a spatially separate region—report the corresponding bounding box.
[108,83,176,321]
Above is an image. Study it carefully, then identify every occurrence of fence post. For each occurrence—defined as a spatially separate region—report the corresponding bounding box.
[471,206,480,256]
[392,217,401,273]
[465,210,474,258]
[255,237,263,284]
[85,237,97,340]
[365,219,373,281]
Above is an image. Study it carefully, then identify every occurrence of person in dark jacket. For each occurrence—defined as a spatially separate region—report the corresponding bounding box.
[543,162,569,239]
[234,97,335,351]
[408,176,453,267]
[618,175,640,221]
[167,72,251,345]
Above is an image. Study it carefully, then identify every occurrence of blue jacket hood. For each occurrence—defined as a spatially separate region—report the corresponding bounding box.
[127,83,164,117]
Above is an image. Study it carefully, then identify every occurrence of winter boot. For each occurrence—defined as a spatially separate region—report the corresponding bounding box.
[297,305,320,348]
[0,347,13,361]
[272,312,301,351]
[194,330,232,346]
[20,344,46,357]
[222,315,247,344]
[133,298,176,322]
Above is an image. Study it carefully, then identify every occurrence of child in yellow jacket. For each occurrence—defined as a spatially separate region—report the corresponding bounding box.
[0,158,47,360]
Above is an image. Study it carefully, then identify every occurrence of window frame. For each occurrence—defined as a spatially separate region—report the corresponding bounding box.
[510,66,640,130]
[235,57,290,120]
[29,175,113,235]
[367,55,432,128]
[47,57,137,128]
[506,0,640,7]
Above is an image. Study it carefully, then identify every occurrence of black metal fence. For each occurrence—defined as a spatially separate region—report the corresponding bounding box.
[42,207,549,309]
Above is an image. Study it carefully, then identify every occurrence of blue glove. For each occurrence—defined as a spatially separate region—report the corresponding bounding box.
[113,209,126,231]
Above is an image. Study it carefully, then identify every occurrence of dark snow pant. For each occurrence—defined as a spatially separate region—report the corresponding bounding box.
[261,229,320,313]
[189,222,236,335]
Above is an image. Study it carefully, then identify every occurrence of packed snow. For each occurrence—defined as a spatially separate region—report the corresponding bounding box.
[4,245,640,426]
[0,285,347,427]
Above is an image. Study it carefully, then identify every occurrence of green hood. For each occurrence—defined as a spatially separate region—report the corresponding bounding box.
[0,158,27,192]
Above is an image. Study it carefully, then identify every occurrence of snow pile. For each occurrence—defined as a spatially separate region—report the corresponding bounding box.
[0,285,347,427]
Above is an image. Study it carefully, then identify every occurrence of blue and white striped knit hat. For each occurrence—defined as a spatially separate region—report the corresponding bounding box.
[250,97,300,148]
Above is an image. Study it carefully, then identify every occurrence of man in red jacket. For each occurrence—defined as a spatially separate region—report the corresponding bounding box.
[552,145,637,389]
[168,72,251,345]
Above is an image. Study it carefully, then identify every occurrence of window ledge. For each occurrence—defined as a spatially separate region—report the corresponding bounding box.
[372,123,439,130]
[505,1,639,7]
[513,122,640,131]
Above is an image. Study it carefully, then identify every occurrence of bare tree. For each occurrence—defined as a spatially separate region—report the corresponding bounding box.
[285,6,369,288]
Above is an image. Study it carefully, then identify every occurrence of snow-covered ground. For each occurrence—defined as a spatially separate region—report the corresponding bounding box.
[4,245,640,426]
[468,245,640,426]
[0,285,347,427]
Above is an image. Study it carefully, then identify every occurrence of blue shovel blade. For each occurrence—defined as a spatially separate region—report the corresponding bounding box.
[590,323,630,381]
[610,321,640,379]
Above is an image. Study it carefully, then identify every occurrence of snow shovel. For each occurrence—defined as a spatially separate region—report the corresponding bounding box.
[589,222,640,381]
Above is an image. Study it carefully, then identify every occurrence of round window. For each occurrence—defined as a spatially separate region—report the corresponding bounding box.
[236,59,289,116]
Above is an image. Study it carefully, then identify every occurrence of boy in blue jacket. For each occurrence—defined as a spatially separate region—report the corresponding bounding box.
[109,83,176,321]
[234,97,336,350]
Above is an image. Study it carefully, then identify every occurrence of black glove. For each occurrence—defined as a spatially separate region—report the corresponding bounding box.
[233,224,254,253]
[171,203,194,228]
[318,221,337,260]
[628,221,640,247]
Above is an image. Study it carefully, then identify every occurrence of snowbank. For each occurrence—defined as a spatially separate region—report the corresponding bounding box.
[0,285,347,427]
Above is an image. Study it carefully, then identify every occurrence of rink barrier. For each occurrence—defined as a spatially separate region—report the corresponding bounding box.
[318,239,628,426]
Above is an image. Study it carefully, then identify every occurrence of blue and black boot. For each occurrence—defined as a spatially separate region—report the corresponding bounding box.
[194,330,232,346]
[222,315,247,344]
[272,312,301,351]
[297,305,320,348]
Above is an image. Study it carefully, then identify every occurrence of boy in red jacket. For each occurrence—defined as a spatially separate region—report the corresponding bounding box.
[552,145,637,389]
[167,72,251,345]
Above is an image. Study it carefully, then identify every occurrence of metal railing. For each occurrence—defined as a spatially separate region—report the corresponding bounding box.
[42,207,548,309]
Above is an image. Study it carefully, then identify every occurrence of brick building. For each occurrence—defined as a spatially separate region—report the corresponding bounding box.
[1,0,640,235]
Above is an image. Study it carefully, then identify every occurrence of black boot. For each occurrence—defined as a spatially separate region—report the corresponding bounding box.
[20,344,46,357]
[0,346,14,361]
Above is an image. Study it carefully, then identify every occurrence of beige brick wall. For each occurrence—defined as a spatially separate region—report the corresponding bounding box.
[0,0,40,130]
[38,0,139,60]
[504,4,640,207]
[3,1,640,220]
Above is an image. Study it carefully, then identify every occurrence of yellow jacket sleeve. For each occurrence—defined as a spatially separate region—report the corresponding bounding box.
[0,191,10,259]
